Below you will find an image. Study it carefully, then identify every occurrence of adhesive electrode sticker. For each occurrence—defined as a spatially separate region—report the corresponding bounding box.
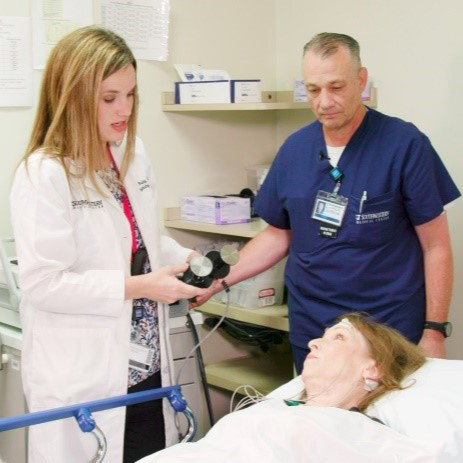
[311,190,348,227]
[336,318,355,330]
[330,319,364,344]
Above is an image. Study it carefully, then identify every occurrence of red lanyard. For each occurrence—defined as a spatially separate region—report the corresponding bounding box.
[106,146,137,255]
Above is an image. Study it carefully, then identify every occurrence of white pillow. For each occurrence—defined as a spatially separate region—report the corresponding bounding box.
[268,359,463,461]
[367,358,463,462]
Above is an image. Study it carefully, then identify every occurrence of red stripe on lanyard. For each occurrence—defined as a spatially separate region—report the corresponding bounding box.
[106,145,137,255]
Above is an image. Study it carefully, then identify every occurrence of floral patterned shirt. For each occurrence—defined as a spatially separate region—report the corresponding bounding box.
[97,163,160,387]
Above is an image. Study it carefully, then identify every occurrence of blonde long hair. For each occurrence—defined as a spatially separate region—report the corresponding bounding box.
[24,25,138,190]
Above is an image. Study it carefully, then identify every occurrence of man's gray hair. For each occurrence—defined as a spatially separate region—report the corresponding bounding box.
[303,33,362,68]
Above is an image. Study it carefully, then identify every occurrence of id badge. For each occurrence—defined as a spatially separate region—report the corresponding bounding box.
[311,190,348,227]
[132,306,145,321]
[129,342,154,373]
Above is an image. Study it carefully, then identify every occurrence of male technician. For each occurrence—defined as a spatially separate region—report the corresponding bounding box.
[196,33,460,373]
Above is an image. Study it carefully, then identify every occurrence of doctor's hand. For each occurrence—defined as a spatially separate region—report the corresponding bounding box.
[125,264,207,304]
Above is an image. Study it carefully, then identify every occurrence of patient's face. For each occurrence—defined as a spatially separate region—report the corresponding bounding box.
[302,320,374,391]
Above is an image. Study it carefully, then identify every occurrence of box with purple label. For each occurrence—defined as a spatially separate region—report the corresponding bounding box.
[180,196,251,224]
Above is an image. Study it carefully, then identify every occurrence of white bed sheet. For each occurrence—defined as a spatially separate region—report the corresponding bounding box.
[137,399,442,463]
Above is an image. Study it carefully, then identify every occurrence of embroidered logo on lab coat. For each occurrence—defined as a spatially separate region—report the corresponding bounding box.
[355,211,389,224]
[72,199,104,209]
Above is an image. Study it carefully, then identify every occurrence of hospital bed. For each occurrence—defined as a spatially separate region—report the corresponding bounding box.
[134,357,463,463]
[0,359,463,463]
[1,359,462,463]
[0,385,196,462]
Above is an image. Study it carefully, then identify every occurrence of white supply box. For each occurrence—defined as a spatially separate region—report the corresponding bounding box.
[231,80,261,103]
[180,196,251,225]
[213,258,286,308]
[174,79,262,104]
[175,80,231,104]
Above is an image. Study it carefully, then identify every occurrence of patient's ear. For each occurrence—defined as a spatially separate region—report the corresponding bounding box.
[362,361,381,392]
[363,361,380,381]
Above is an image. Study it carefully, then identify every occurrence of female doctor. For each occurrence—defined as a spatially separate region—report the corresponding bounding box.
[10,26,206,463]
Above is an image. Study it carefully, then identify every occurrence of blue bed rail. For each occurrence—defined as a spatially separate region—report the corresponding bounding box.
[0,385,196,462]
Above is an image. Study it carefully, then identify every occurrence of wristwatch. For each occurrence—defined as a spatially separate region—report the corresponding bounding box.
[423,321,453,338]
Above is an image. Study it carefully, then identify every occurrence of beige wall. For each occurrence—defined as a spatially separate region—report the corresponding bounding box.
[0,0,277,238]
[1,1,462,358]
[274,0,463,359]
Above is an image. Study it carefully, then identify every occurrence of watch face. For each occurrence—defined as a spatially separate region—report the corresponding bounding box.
[444,322,453,337]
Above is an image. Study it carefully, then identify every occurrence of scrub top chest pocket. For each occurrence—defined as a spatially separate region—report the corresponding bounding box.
[286,197,334,253]
[348,189,404,248]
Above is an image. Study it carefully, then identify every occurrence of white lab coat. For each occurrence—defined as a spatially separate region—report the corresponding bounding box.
[10,138,190,463]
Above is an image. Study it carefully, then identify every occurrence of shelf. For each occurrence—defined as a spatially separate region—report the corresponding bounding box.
[161,89,377,112]
[205,352,294,395]
[194,300,288,332]
[166,208,289,330]
[164,207,267,239]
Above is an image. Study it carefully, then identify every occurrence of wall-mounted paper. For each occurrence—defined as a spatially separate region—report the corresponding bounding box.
[31,0,93,70]
[101,0,170,61]
[0,16,32,107]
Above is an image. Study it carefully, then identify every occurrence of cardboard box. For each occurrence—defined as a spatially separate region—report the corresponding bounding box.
[180,196,251,224]
[175,80,231,104]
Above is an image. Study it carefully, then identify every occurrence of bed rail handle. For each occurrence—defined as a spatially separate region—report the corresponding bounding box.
[0,385,196,462]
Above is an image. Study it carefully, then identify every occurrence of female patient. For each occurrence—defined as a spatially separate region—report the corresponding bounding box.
[299,312,425,411]
[137,313,428,462]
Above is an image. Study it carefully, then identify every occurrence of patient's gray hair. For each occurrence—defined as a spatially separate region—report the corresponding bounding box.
[303,33,362,69]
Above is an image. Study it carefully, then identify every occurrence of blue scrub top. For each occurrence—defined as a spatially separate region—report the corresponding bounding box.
[254,108,460,348]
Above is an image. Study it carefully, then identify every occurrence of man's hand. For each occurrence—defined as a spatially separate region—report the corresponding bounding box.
[189,279,224,308]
